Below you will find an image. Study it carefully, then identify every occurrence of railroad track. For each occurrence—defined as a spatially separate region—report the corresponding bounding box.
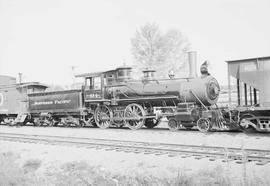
[0,132,269,165]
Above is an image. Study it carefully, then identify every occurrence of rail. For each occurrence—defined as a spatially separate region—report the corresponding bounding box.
[0,132,269,165]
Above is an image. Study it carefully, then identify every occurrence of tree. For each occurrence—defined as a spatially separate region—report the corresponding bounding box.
[45,84,64,92]
[131,23,190,78]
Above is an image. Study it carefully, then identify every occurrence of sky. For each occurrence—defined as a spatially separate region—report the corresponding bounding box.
[0,0,270,86]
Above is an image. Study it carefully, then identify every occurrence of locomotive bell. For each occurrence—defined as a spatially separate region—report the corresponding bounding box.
[168,70,175,79]
[200,60,211,77]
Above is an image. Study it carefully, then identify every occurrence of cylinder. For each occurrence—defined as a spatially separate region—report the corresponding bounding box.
[188,51,198,78]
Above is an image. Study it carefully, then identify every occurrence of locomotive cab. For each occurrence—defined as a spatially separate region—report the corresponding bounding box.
[76,66,133,102]
[80,72,105,101]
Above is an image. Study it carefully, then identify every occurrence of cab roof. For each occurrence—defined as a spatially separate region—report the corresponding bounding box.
[75,66,132,78]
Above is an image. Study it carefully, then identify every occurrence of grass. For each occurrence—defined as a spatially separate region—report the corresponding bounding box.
[0,151,28,186]
[23,158,42,173]
[0,151,269,186]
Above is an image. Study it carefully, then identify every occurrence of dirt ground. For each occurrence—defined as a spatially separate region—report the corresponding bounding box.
[0,125,269,185]
[1,124,269,150]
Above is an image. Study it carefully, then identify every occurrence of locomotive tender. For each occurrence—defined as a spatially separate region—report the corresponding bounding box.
[0,51,221,131]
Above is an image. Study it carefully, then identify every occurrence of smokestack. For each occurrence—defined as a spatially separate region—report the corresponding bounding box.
[188,51,198,78]
[18,73,22,84]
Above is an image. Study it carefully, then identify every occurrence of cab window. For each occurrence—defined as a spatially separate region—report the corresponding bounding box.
[94,77,101,90]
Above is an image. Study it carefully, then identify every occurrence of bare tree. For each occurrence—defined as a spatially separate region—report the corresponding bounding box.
[131,23,190,78]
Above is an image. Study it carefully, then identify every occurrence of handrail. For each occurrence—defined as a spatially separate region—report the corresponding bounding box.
[190,90,208,110]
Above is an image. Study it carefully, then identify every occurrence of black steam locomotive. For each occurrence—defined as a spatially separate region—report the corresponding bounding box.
[0,52,222,131]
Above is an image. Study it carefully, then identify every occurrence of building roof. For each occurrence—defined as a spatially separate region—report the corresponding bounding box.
[226,56,270,63]
[17,82,48,88]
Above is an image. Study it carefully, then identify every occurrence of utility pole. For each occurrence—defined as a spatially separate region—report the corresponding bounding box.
[71,66,77,85]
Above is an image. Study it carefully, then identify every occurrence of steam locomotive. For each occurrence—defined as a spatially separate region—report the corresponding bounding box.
[0,52,221,131]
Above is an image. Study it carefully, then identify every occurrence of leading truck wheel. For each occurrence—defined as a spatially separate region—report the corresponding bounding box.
[168,118,179,131]
[124,103,145,130]
[94,105,113,129]
[239,114,257,132]
[197,118,212,132]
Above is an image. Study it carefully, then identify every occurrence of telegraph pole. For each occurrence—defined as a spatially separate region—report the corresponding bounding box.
[71,66,77,84]
[18,73,23,84]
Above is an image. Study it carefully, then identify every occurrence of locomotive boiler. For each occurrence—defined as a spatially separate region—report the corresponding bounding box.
[106,72,219,106]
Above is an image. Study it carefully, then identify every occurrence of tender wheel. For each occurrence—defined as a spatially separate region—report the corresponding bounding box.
[52,120,60,127]
[197,118,212,132]
[94,105,113,129]
[62,121,69,127]
[144,118,159,129]
[48,120,55,127]
[78,120,85,128]
[34,120,42,127]
[33,118,43,126]
[124,103,145,130]
[5,118,16,126]
[168,118,179,131]
[44,118,55,127]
